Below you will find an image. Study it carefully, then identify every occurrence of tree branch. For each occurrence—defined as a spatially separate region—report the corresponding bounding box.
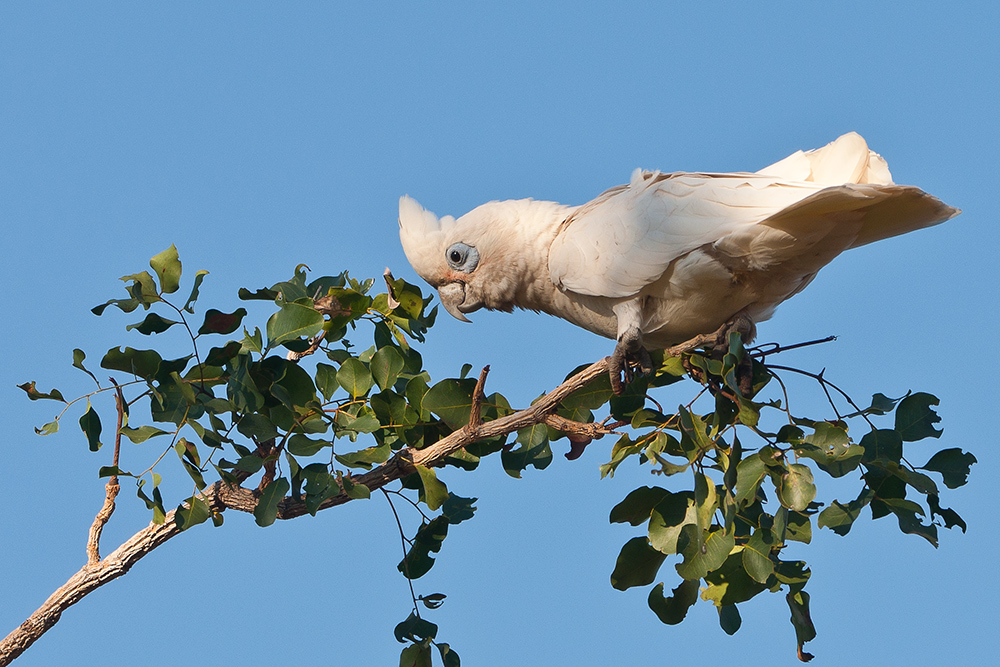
[0,357,611,666]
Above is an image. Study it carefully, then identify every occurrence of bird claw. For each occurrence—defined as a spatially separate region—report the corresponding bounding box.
[609,331,652,395]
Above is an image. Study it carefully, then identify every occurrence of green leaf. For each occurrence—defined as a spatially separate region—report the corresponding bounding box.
[928,494,967,533]
[818,489,873,536]
[742,528,776,583]
[340,475,371,500]
[394,611,439,643]
[175,495,212,531]
[702,552,768,606]
[34,420,59,436]
[600,433,645,478]
[888,501,938,546]
[399,641,433,667]
[610,486,669,526]
[137,479,166,524]
[121,270,160,304]
[786,591,816,662]
[17,382,66,403]
[777,464,816,512]
[398,516,449,580]
[502,424,552,478]
[335,441,391,471]
[802,421,849,453]
[337,358,374,398]
[647,579,700,625]
[266,301,324,348]
[101,346,163,379]
[421,378,476,430]
[241,327,264,355]
[182,269,209,313]
[418,593,447,610]
[72,349,100,385]
[236,414,279,441]
[773,559,811,591]
[227,354,264,412]
[734,454,766,506]
[611,537,667,591]
[414,464,448,511]
[91,297,141,316]
[149,245,182,294]
[78,402,103,452]
[796,423,863,478]
[864,392,900,416]
[239,286,279,301]
[560,366,614,411]
[126,312,178,335]
[287,434,328,457]
[718,605,742,635]
[783,510,812,544]
[860,429,903,464]
[436,642,460,667]
[198,308,248,335]
[119,425,170,443]
[371,345,406,391]
[204,341,241,367]
[648,492,697,555]
[442,494,477,524]
[921,448,977,489]
[315,363,340,400]
[675,525,735,581]
[254,478,290,527]
[694,472,718,543]
[894,392,942,441]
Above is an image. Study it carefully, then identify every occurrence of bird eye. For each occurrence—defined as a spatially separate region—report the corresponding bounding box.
[445,242,479,272]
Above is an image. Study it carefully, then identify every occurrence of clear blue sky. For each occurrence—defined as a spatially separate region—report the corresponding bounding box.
[2,2,995,665]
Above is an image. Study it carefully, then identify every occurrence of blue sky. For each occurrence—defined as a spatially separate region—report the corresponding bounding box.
[1,2,995,665]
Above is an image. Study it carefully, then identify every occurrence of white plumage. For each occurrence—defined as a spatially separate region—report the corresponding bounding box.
[398,133,958,379]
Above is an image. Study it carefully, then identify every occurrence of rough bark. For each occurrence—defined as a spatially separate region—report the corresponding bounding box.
[0,358,612,666]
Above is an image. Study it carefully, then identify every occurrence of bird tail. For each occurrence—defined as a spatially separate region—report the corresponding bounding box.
[761,183,960,249]
[757,132,893,186]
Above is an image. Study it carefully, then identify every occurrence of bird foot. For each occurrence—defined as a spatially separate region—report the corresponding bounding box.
[609,327,653,395]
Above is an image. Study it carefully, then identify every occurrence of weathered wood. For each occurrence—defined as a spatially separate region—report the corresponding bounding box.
[0,358,613,665]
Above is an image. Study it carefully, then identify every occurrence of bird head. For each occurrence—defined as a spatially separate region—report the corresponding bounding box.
[398,195,538,323]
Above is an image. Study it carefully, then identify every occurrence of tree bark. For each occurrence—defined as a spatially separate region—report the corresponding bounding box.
[0,358,612,666]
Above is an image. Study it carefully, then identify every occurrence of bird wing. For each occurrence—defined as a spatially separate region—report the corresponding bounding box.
[547,133,957,299]
[548,170,822,298]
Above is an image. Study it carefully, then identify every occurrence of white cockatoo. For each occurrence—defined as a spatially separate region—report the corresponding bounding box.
[398,133,958,392]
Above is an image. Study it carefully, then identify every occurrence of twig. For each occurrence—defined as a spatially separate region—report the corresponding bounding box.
[0,357,612,665]
[767,364,875,430]
[749,336,837,360]
[382,488,421,619]
[543,414,623,439]
[467,365,490,430]
[85,381,125,565]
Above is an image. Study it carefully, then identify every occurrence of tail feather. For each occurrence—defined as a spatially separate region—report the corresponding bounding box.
[757,132,893,186]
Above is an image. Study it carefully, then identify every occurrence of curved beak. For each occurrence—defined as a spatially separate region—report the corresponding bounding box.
[438,282,479,323]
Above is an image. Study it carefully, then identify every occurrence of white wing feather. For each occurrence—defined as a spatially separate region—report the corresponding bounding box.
[548,171,820,298]
[547,133,949,300]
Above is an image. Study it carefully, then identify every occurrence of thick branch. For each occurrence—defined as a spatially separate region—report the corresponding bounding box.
[0,357,611,665]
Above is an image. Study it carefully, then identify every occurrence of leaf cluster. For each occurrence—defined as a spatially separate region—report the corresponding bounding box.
[18,248,975,664]
[593,335,974,661]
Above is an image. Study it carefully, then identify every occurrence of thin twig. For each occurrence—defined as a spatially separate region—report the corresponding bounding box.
[749,336,837,360]
[767,364,876,429]
[467,365,490,430]
[382,488,421,619]
[85,380,126,564]
[0,358,612,665]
